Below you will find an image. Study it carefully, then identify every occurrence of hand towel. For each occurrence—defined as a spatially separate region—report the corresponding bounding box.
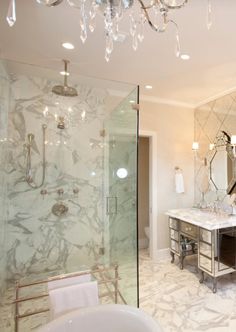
[175,170,185,194]
[49,280,99,319]
[48,273,91,291]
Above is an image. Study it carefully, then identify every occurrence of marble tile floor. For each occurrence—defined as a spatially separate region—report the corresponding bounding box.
[139,250,236,332]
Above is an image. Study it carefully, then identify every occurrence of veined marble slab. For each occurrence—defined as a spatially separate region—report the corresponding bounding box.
[166,208,236,230]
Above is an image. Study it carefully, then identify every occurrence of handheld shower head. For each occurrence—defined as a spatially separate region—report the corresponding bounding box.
[52,60,78,97]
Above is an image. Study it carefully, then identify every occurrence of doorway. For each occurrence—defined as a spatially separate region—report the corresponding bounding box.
[138,137,150,252]
[138,131,157,260]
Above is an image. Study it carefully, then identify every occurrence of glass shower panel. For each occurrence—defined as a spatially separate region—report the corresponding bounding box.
[104,88,139,307]
[0,58,139,331]
[0,62,9,299]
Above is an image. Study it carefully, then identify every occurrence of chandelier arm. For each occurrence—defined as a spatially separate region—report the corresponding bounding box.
[167,18,181,40]
[159,0,188,9]
[137,0,167,32]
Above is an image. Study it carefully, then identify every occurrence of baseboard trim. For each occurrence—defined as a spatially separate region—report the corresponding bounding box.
[153,248,170,261]
[139,238,149,249]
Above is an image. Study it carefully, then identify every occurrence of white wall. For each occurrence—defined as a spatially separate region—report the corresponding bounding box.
[139,100,195,252]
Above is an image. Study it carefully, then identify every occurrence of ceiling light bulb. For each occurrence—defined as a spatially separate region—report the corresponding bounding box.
[129,100,135,104]
[180,54,190,60]
[62,42,75,50]
[60,71,70,76]
[145,85,152,89]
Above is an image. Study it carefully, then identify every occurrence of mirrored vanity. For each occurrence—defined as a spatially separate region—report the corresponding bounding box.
[167,209,236,293]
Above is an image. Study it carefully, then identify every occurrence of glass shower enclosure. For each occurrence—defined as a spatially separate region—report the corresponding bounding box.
[0,59,139,332]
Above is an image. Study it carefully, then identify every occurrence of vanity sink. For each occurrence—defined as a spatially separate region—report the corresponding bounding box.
[37,304,162,332]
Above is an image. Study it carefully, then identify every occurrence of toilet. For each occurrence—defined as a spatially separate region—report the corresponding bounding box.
[144,226,150,249]
[144,226,150,239]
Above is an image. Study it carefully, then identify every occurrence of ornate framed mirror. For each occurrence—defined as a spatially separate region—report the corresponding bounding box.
[209,131,236,194]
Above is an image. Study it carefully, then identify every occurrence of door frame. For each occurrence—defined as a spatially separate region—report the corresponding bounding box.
[139,130,157,260]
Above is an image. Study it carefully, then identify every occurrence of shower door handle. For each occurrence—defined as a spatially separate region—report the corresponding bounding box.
[106,197,118,215]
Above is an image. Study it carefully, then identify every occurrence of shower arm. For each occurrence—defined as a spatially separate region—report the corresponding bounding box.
[25,124,47,189]
[63,59,69,87]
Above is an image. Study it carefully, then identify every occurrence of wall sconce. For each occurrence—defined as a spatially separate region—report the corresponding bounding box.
[192,141,207,166]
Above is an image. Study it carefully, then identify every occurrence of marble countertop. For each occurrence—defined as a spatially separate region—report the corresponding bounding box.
[166,208,236,230]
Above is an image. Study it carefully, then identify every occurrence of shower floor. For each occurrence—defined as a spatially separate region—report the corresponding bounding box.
[139,249,236,332]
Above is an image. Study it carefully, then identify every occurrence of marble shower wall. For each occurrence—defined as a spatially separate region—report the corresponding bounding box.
[4,67,111,285]
[194,92,236,205]
[0,62,10,296]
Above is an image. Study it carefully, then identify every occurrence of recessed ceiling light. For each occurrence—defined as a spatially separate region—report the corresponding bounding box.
[180,54,190,60]
[129,100,135,104]
[60,71,70,76]
[62,42,75,50]
[145,85,152,89]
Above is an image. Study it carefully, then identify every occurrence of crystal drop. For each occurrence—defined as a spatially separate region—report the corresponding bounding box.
[105,51,110,63]
[129,13,136,37]
[106,34,113,54]
[6,0,16,27]
[138,20,144,43]
[113,19,119,41]
[132,35,138,51]
[175,32,180,57]
[89,18,96,32]
[80,1,87,31]
[80,20,85,30]
[138,33,144,43]
[80,28,87,43]
[89,1,97,20]
[207,0,212,30]
[67,0,81,8]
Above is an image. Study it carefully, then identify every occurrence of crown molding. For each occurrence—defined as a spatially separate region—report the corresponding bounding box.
[110,86,236,110]
[194,86,236,109]
[140,94,195,109]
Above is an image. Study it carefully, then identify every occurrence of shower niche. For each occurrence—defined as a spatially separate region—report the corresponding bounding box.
[0,59,139,331]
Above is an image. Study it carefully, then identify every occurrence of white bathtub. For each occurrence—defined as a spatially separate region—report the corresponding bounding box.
[37,304,163,332]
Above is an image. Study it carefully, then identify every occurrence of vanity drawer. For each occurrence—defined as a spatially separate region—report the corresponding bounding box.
[169,218,179,230]
[170,229,179,241]
[170,239,179,253]
[199,228,212,244]
[199,254,212,273]
[180,221,197,238]
[199,242,212,258]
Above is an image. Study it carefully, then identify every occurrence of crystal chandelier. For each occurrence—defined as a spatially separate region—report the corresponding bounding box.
[6,0,213,62]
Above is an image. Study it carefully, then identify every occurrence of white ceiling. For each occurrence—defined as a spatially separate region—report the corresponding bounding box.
[1,0,236,107]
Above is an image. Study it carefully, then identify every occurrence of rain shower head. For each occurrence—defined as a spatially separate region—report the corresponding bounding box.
[52,60,78,97]
[52,84,78,97]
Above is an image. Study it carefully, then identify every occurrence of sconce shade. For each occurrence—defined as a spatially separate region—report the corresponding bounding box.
[231,135,236,145]
[192,142,199,150]
[209,143,215,151]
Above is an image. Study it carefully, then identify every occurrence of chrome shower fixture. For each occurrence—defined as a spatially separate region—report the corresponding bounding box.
[36,0,64,6]
[52,187,68,217]
[52,60,78,97]
[25,124,47,189]
[57,116,66,129]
